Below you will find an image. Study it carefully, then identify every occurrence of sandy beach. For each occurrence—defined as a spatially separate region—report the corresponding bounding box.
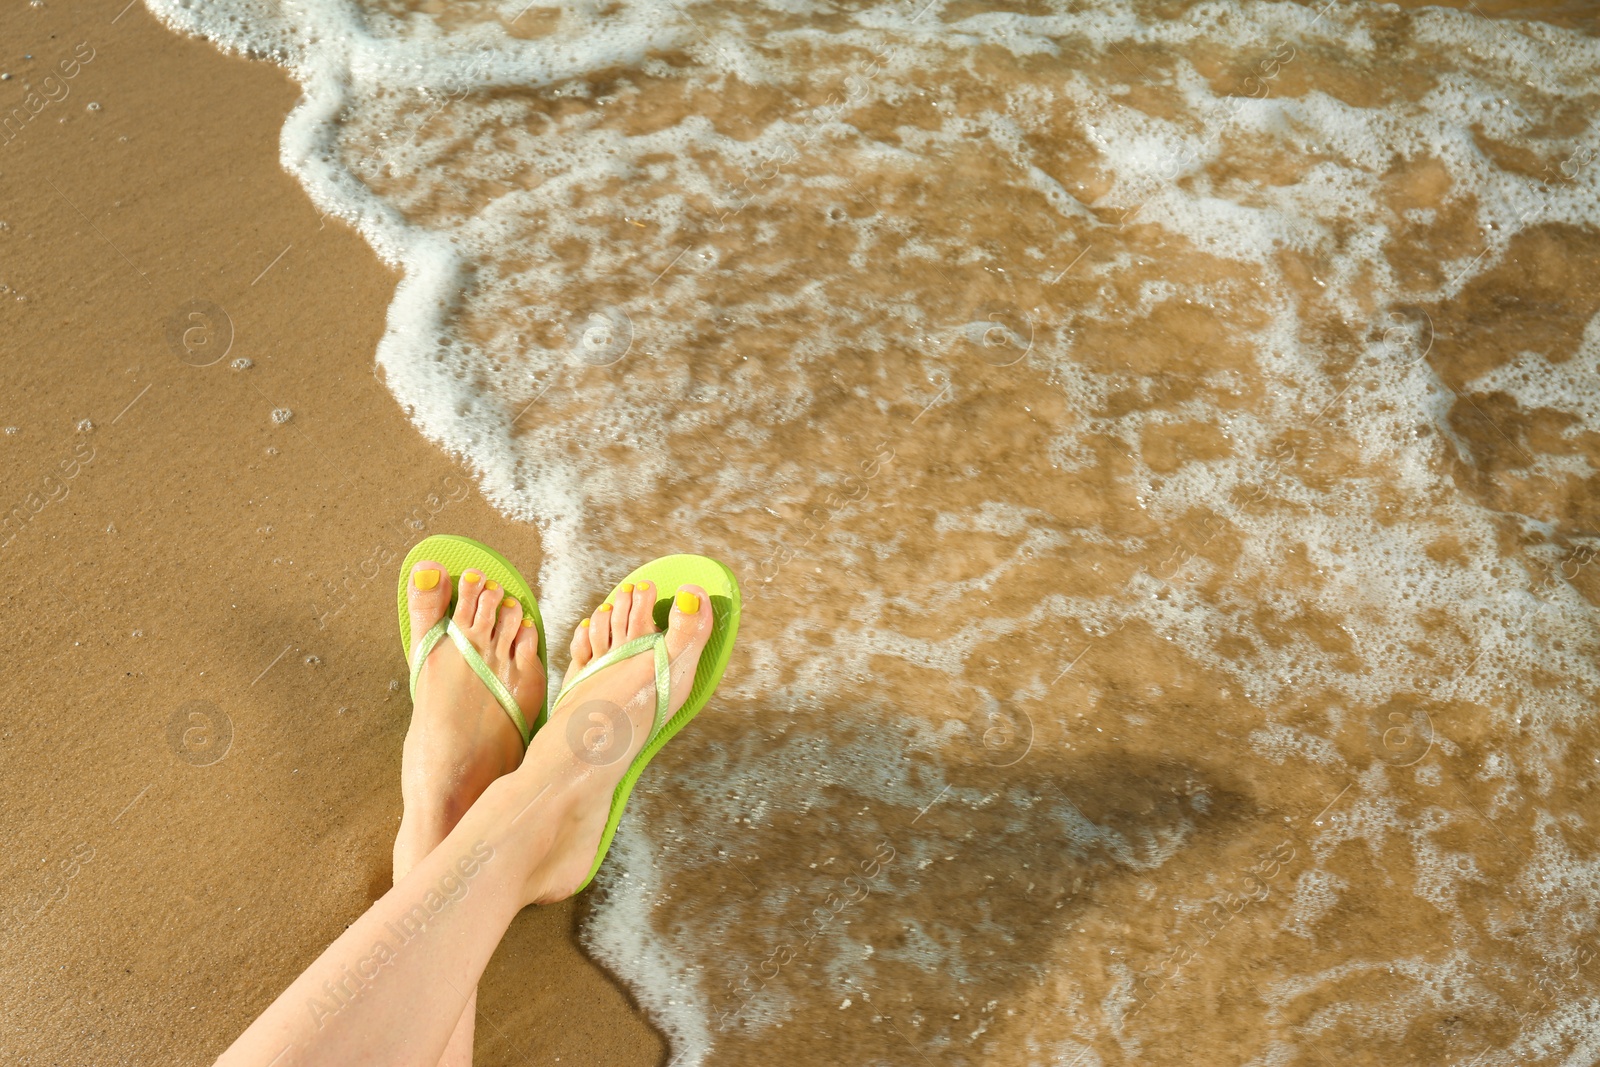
[6,0,1600,1064]
[0,1,660,1062]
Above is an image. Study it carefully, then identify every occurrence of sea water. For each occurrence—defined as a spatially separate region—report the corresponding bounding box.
[145,0,1600,1062]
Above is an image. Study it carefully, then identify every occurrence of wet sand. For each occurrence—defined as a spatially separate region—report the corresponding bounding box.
[0,1,658,1063]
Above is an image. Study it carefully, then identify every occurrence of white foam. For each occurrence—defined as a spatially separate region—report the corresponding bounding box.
[143,0,1600,1058]
[582,814,715,1067]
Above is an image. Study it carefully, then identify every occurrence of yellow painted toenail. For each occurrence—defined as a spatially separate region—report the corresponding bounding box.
[636,581,650,594]
[413,568,439,591]
[462,570,481,586]
[676,591,700,614]
[521,618,534,628]
[502,597,518,612]
[486,579,500,591]
[621,583,634,594]
[599,603,613,613]
[580,618,591,628]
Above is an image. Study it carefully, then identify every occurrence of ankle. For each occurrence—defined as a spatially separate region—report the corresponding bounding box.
[479,749,632,904]
[401,780,467,836]
[393,807,452,882]
[464,761,584,864]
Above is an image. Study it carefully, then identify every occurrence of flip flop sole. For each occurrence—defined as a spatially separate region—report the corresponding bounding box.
[397,534,548,732]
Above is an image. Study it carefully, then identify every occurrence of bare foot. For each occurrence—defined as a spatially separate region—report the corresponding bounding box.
[515,580,714,904]
[394,561,545,881]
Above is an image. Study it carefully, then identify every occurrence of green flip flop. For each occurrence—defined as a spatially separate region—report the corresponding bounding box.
[397,534,547,746]
[554,553,740,892]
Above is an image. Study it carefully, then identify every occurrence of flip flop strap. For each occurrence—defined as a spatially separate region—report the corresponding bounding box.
[410,617,532,747]
[553,632,672,747]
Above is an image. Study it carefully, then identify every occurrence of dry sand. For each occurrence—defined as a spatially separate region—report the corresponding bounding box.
[0,2,659,1063]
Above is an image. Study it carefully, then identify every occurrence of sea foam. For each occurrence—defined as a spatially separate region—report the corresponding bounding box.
[145,0,1600,1062]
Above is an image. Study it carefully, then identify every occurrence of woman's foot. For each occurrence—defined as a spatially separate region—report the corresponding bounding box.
[394,562,545,881]
[514,580,715,903]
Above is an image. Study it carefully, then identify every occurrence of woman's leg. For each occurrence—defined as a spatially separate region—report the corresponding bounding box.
[393,561,543,1067]
[215,580,715,1067]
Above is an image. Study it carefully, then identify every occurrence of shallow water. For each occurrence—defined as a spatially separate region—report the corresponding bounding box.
[146,0,1600,1062]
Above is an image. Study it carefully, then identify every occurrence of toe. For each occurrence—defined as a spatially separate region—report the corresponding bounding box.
[570,618,593,668]
[628,580,657,638]
[665,584,714,655]
[514,617,542,674]
[663,584,716,703]
[493,596,522,659]
[453,569,485,630]
[471,579,504,639]
[407,561,450,667]
[590,603,615,656]
[611,584,635,646]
